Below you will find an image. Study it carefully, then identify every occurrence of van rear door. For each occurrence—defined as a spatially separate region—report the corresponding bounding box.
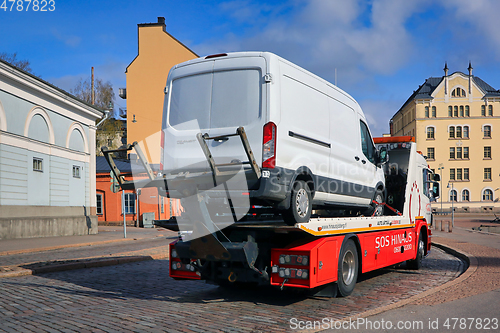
[162,56,266,176]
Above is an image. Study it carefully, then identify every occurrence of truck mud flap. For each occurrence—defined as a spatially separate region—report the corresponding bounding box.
[175,233,258,268]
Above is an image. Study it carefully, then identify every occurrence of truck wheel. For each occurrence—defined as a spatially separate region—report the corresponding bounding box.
[283,180,312,225]
[407,232,424,270]
[337,239,358,297]
[365,189,385,216]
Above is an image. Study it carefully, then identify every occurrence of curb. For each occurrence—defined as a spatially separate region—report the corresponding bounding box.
[0,238,137,257]
[0,249,171,279]
[312,241,477,332]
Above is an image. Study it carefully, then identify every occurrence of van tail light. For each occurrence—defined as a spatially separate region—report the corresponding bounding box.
[160,130,165,171]
[263,122,277,169]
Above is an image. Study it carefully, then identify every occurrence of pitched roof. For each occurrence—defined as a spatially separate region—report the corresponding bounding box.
[392,72,500,120]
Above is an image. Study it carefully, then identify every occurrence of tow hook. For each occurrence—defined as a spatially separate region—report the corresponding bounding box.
[228,271,237,283]
[280,278,288,290]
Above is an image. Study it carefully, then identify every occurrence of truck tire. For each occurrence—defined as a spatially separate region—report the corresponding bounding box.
[337,239,358,297]
[283,180,312,225]
[365,189,385,217]
[407,232,424,270]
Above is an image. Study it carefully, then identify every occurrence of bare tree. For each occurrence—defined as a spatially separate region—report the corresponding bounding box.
[0,52,33,74]
[70,77,115,111]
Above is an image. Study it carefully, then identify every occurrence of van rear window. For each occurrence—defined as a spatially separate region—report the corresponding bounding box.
[168,69,261,130]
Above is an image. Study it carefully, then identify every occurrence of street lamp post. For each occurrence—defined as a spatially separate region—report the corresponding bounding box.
[447,181,454,227]
[438,165,444,213]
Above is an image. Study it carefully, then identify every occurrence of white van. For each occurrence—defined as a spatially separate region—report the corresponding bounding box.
[160,52,387,224]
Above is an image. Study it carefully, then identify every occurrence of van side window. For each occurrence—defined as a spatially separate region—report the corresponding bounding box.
[360,121,375,164]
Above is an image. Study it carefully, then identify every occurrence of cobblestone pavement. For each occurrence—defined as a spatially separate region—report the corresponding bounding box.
[0,237,174,269]
[0,247,463,332]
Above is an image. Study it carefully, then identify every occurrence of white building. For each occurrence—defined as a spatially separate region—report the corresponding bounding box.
[0,59,102,239]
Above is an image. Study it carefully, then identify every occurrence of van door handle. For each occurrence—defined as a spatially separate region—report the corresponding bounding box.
[362,160,366,164]
[355,156,360,161]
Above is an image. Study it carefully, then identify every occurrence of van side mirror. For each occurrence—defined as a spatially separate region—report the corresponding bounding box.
[376,147,389,167]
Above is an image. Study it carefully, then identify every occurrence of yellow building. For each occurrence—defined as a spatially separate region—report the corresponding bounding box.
[391,63,500,213]
[125,17,198,164]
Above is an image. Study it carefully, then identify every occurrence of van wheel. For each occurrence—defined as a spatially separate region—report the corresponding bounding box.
[283,180,312,225]
[365,189,385,216]
[337,239,358,297]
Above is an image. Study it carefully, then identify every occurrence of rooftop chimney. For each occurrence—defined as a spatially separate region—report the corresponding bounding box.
[158,17,165,25]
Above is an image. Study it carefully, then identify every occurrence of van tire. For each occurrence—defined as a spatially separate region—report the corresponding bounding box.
[283,180,312,225]
[365,189,385,217]
[337,239,358,297]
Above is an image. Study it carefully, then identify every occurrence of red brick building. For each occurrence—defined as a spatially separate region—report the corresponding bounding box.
[96,156,181,226]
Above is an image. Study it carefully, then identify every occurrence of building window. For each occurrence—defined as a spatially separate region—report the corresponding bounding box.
[484,168,492,181]
[463,126,469,138]
[427,127,435,139]
[450,168,455,180]
[448,106,453,117]
[72,165,81,178]
[450,189,457,202]
[124,193,136,214]
[462,189,470,202]
[33,158,43,172]
[457,168,462,180]
[432,106,436,117]
[464,147,469,159]
[484,146,491,159]
[459,106,464,117]
[425,106,429,118]
[449,126,455,138]
[427,147,435,160]
[96,194,103,215]
[452,88,466,97]
[161,197,164,214]
[465,106,470,117]
[488,105,493,116]
[456,147,462,159]
[483,125,491,138]
[454,106,458,117]
[464,168,469,180]
[483,189,493,201]
[450,147,455,159]
[481,105,486,116]
[456,126,462,138]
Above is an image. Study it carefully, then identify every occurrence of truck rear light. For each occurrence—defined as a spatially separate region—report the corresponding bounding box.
[169,242,201,280]
[279,254,308,265]
[160,130,165,171]
[263,122,276,169]
[277,267,309,279]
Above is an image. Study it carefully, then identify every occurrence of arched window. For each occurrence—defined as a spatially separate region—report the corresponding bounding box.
[488,105,493,116]
[481,105,486,116]
[449,126,455,138]
[424,106,429,118]
[450,189,457,202]
[448,106,453,117]
[431,106,436,117]
[452,87,466,97]
[463,126,469,138]
[462,189,470,202]
[454,106,458,117]
[482,189,493,201]
[465,106,470,117]
[426,127,435,139]
[459,106,464,117]
[456,126,462,138]
[483,125,491,138]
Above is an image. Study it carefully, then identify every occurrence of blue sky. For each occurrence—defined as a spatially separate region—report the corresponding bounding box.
[2,0,500,136]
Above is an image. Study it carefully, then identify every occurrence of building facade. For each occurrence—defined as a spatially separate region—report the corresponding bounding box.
[0,60,102,239]
[95,157,181,225]
[125,17,198,164]
[391,63,500,213]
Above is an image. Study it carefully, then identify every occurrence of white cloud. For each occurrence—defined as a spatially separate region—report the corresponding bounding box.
[51,28,81,48]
